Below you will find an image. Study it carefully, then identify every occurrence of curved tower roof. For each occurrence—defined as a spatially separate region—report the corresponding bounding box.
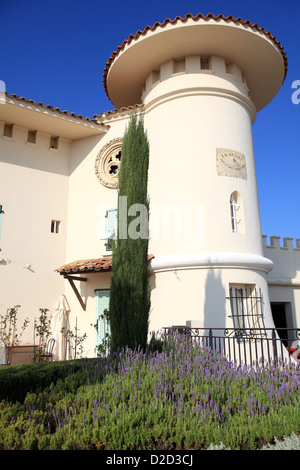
[103,13,287,111]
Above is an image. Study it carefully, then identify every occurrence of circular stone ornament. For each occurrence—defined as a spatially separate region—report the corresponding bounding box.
[95,138,122,188]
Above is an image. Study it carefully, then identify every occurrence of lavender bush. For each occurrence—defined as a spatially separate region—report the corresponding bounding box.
[0,333,299,450]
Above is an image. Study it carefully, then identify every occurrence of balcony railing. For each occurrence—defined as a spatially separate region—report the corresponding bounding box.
[163,326,300,366]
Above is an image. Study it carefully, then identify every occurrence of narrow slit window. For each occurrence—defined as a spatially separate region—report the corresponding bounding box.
[3,123,13,138]
[27,130,37,144]
[230,191,244,234]
[50,136,59,150]
[230,192,240,233]
[51,220,61,234]
[200,58,210,70]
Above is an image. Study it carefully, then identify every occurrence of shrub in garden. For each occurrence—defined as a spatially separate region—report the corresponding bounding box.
[0,360,90,403]
[0,305,29,365]
[109,113,150,352]
[34,308,52,362]
[0,334,299,450]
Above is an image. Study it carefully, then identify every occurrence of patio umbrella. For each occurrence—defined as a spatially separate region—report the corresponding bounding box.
[52,294,70,361]
[0,340,5,365]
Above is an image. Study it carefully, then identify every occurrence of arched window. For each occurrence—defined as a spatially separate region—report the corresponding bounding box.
[230,191,244,233]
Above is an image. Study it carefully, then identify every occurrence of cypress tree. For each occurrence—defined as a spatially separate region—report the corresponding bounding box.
[109,113,150,352]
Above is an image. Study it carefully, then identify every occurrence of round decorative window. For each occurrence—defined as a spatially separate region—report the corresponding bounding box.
[95,138,122,189]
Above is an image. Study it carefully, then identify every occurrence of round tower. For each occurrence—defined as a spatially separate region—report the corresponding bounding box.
[103,14,287,333]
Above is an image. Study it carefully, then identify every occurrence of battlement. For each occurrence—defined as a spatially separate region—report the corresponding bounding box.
[262,235,300,251]
[262,235,300,283]
[142,55,249,99]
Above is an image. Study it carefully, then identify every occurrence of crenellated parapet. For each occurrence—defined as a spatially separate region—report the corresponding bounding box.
[262,235,300,284]
[142,55,249,98]
[262,235,300,251]
[140,54,257,120]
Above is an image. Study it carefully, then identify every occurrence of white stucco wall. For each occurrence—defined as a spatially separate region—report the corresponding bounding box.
[0,122,70,343]
[263,236,300,329]
[63,115,130,356]
[135,55,273,334]
[143,57,263,259]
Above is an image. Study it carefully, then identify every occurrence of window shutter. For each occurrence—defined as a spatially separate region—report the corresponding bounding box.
[106,209,117,239]
[99,209,117,250]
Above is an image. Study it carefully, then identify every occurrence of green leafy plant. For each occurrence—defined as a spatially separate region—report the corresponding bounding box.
[34,309,52,362]
[147,331,164,353]
[95,308,111,358]
[0,305,29,365]
[61,321,87,359]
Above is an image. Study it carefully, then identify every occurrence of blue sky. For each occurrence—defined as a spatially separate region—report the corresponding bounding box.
[1,0,299,243]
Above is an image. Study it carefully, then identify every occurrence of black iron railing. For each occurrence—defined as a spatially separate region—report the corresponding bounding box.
[163,326,300,365]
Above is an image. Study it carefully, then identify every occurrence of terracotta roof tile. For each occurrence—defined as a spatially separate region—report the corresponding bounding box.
[57,254,154,275]
[102,13,288,104]
[94,103,144,120]
[6,92,102,124]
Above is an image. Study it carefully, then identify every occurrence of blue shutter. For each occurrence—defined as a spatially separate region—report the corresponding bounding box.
[105,209,117,251]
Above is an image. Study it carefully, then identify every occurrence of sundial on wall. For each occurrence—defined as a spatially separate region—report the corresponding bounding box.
[216,148,247,180]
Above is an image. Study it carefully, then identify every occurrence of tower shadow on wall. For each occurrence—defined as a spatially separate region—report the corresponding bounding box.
[203,269,227,356]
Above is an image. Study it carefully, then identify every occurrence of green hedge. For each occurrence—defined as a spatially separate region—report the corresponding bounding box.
[0,359,98,403]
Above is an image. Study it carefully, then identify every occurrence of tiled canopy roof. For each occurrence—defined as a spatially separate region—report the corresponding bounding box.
[57,254,155,275]
[102,12,288,102]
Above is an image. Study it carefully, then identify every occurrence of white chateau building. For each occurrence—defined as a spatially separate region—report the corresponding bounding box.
[0,13,299,362]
